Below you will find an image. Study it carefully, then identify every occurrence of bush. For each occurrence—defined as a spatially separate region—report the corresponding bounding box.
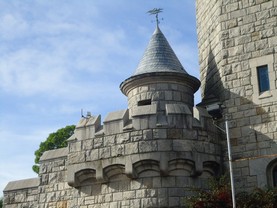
[236,188,277,208]
[185,175,277,208]
[185,174,232,208]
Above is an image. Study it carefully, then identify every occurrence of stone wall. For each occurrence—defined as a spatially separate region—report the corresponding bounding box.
[38,148,70,208]
[64,111,221,207]
[196,0,277,191]
[3,108,221,207]
[4,178,39,208]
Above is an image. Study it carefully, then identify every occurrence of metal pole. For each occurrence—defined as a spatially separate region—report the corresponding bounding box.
[225,119,236,208]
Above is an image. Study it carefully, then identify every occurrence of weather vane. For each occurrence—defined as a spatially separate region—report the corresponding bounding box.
[147,8,163,26]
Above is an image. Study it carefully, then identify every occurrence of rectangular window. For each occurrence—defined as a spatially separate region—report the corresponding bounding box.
[138,99,151,106]
[257,65,270,93]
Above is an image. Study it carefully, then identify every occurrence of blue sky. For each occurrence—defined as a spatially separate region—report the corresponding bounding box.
[0,1,200,193]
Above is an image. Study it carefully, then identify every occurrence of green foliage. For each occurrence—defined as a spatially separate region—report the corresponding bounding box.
[0,197,2,208]
[185,174,277,208]
[185,174,232,208]
[32,125,75,174]
[236,188,277,208]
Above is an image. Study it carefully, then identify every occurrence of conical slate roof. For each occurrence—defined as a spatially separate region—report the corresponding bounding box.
[134,25,188,75]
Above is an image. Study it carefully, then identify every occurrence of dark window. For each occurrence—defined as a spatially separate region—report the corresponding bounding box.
[273,166,277,187]
[138,99,151,106]
[257,65,270,93]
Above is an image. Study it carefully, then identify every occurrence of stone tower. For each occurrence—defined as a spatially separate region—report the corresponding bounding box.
[196,0,277,191]
[3,24,221,207]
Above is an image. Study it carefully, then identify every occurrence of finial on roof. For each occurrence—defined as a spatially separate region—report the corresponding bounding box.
[147,8,163,26]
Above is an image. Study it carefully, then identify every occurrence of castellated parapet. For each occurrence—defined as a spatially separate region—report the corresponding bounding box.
[3,25,221,207]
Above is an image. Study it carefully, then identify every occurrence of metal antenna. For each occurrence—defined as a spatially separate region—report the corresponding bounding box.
[81,109,84,118]
[147,8,163,26]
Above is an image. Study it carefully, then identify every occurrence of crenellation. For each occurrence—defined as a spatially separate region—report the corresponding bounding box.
[7,1,277,206]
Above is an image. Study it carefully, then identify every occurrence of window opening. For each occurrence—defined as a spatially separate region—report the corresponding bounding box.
[273,166,277,187]
[257,65,270,93]
[138,99,151,106]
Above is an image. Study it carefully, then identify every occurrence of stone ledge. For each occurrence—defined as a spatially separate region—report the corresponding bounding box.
[40,147,68,162]
[4,178,39,192]
[166,104,191,115]
[132,104,157,117]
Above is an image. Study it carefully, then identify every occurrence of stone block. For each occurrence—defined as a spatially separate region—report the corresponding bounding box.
[75,115,101,140]
[141,198,158,207]
[69,141,82,152]
[68,152,85,164]
[125,143,139,155]
[167,129,182,139]
[113,192,123,201]
[86,149,99,161]
[157,140,172,151]
[268,121,277,132]
[153,91,165,101]
[82,139,93,150]
[104,109,129,135]
[250,115,262,124]
[135,189,145,198]
[153,129,167,139]
[132,104,157,117]
[116,132,130,144]
[111,145,124,157]
[104,135,116,146]
[122,191,135,200]
[143,129,153,140]
[57,201,67,208]
[99,147,111,159]
[94,137,104,148]
[173,140,192,152]
[138,141,158,152]
[165,103,192,115]
[130,180,141,190]
[165,91,173,100]
[40,148,68,162]
[256,10,270,20]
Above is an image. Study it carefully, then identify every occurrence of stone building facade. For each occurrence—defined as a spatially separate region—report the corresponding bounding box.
[3,0,277,207]
[3,25,221,208]
[196,0,277,191]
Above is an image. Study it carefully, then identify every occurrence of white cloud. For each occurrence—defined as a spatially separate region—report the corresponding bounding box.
[0,13,29,39]
[0,48,67,95]
[0,154,37,193]
[0,127,51,192]
[0,0,200,196]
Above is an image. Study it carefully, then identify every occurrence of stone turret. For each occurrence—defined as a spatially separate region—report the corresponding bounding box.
[120,25,200,129]
[4,23,221,208]
[63,25,221,207]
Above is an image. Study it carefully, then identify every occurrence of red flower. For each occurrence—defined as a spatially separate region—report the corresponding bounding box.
[194,201,205,208]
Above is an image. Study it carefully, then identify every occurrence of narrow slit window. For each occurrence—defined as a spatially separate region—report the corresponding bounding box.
[273,166,277,187]
[138,99,151,106]
[257,65,270,93]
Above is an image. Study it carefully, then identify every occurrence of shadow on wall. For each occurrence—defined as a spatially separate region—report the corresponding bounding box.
[202,49,277,191]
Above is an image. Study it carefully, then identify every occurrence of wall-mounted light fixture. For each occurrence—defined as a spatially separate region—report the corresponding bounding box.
[206,102,236,208]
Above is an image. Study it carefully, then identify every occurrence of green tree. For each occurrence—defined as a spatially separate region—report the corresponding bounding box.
[32,125,75,174]
[0,197,4,208]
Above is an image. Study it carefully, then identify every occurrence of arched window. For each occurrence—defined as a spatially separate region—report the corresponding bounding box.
[266,158,277,187]
[273,166,277,187]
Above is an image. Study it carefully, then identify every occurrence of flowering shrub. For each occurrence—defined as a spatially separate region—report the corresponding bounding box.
[236,188,277,208]
[185,175,277,208]
[185,174,232,208]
